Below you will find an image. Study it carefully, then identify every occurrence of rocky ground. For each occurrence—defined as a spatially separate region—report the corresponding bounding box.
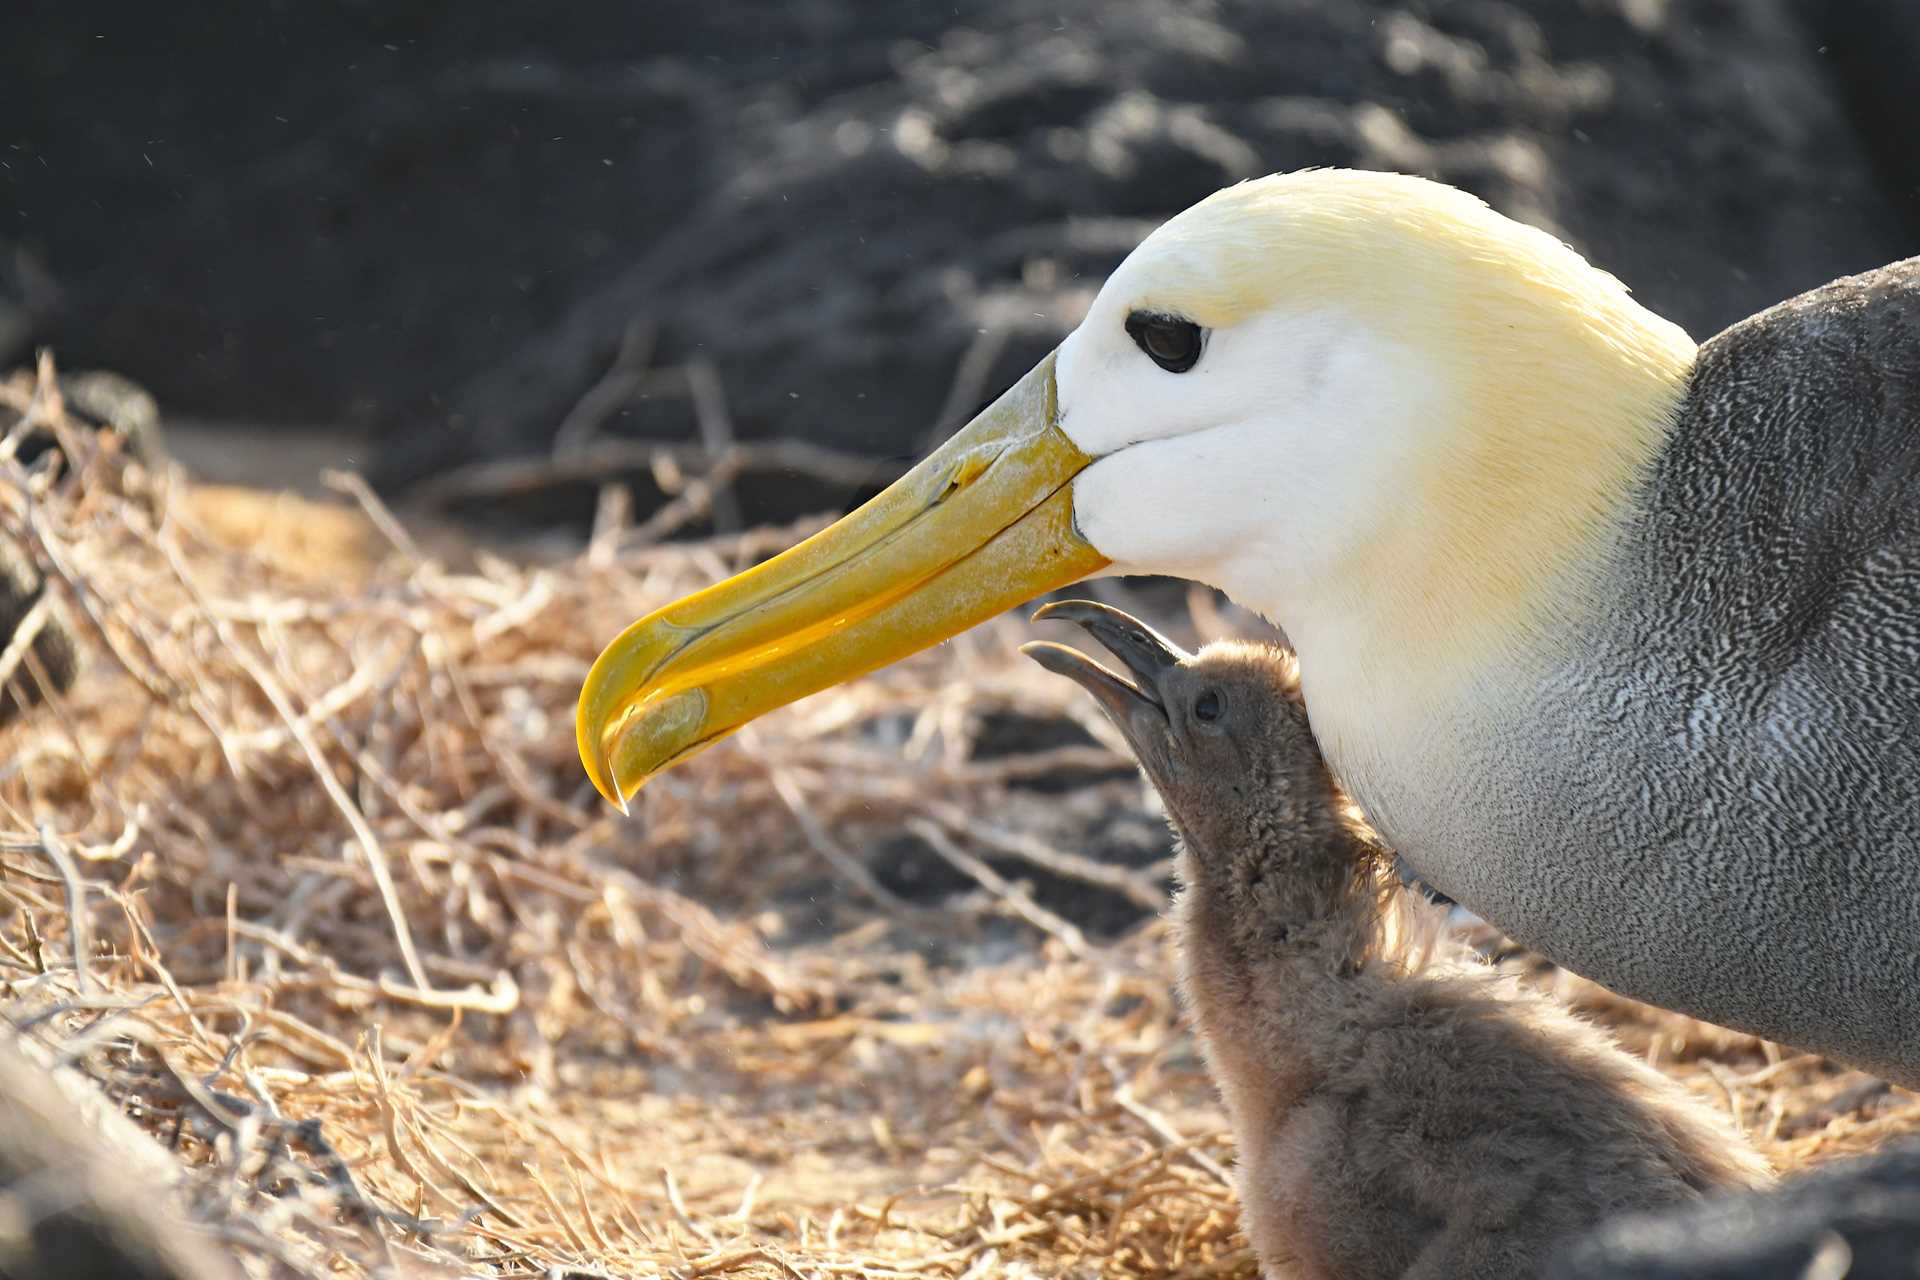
[6,0,1918,528]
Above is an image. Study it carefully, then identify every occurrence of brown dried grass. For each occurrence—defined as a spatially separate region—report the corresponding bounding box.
[0,355,1913,1278]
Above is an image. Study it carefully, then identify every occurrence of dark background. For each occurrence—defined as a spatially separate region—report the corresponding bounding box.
[4,0,1917,530]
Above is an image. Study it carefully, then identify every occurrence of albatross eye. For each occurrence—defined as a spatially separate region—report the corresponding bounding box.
[1193,690,1223,723]
[1125,311,1204,373]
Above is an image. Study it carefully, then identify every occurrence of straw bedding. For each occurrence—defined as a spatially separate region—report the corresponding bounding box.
[0,356,1913,1278]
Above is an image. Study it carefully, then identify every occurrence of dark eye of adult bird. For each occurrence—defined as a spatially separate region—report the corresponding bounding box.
[1125,311,1204,372]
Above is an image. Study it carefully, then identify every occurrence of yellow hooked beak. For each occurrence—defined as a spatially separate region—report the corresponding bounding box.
[576,351,1110,809]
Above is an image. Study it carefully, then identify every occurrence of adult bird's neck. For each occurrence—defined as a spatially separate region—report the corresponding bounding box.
[1274,316,1699,780]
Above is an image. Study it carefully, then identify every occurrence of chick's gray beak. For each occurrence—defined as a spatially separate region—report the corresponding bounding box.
[1019,599,1190,725]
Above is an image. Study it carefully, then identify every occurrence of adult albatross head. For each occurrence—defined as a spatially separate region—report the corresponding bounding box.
[577,168,1695,809]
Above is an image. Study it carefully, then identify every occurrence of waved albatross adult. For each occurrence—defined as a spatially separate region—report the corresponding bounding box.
[577,169,1920,1085]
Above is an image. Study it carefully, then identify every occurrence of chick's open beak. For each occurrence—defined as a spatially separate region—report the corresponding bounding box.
[577,351,1111,810]
[1020,599,1190,727]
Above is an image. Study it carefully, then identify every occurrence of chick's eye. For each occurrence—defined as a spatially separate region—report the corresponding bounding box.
[1192,690,1223,723]
[1125,311,1204,373]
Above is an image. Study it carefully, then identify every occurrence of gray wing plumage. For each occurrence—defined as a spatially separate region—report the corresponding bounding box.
[1438,259,1920,1085]
[1645,257,1920,791]
[1341,259,1920,1081]
[1652,257,1920,686]
[1598,257,1920,1078]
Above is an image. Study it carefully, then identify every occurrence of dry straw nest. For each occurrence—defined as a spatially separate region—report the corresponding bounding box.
[0,356,1913,1278]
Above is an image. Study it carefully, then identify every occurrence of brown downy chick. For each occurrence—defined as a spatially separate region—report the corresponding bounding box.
[1025,601,1769,1280]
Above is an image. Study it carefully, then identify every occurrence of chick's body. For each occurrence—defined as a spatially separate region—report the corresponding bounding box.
[1183,884,1765,1279]
[1028,613,1767,1280]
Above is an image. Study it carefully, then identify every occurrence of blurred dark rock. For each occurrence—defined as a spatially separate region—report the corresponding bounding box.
[1792,0,1920,233]
[1547,1136,1920,1279]
[57,370,166,467]
[967,708,1132,794]
[0,366,164,725]
[4,1,1917,528]
[0,552,77,728]
[0,1037,234,1280]
[867,789,1171,939]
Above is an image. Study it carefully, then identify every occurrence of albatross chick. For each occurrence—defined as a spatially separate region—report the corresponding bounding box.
[1027,601,1769,1280]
